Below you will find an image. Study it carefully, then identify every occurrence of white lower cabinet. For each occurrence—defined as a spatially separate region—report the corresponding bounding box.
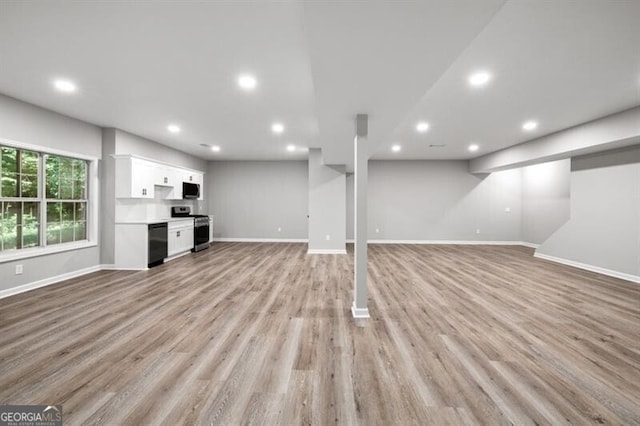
[167,219,194,257]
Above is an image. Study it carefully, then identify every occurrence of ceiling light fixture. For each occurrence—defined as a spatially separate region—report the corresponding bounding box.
[211,146,221,152]
[237,74,257,90]
[53,79,76,93]
[468,144,479,152]
[468,71,491,87]
[391,145,401,152]
[522,120,538,131]
[167,124,181,133]
[271,123,285,134]
[416,122,429,133]
[286,144,296,152]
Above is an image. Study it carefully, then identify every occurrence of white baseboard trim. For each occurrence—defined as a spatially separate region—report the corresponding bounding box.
[351,302,370,319]
[366,239,539,247]
[534,252,640,284]
[307,249,348,255]
[519,241,541,249]
[100,264,148,271]
[213,238,308,243]
[0,264,102,300]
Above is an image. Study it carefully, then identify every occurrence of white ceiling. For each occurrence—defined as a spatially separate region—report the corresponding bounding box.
[0,1,638,167]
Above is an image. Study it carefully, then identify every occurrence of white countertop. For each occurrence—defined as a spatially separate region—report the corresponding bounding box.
[115,217,194,225]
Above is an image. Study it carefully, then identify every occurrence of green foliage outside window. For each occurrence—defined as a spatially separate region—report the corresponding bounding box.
[0,145,88,252]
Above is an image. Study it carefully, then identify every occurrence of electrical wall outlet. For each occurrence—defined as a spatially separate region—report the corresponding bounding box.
[476,229,481,234]
[15,264,23,275]
[277,227,282,232]
[505,207,511,213]
[326,234,331,240]
[375,228,380,233]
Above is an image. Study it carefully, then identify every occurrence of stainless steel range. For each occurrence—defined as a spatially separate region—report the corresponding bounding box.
[171,206,210,252]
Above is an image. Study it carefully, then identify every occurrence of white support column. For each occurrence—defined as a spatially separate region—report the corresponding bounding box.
[352,114,370,319]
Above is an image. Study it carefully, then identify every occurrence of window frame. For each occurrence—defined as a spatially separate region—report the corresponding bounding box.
[0,138,98,263]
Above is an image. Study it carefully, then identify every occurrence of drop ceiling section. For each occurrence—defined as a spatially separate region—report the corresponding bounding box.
[378,0,640,160]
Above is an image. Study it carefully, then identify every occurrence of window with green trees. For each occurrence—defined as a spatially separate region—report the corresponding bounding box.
[0,145,88,253]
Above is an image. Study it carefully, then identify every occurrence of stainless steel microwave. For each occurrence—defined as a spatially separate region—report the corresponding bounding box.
[182,182,200,199]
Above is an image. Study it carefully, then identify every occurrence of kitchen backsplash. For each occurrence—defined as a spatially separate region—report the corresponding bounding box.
[115,198,204,222]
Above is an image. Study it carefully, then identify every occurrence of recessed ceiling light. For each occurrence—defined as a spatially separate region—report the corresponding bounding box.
[468,144,479,152]
[522,120,538,131]
[237,74,257,90]
[391,145,401,152]
[416,122,429,133]
[211,146,221,152]
[271,123,285,134]
[53,79,76,93]
[167,124,181,133]
[468,71,491,87]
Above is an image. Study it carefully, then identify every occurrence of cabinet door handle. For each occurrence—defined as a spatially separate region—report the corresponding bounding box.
[177,231,180,237]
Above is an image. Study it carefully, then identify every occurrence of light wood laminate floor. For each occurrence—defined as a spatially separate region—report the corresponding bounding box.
[1,243,639,425]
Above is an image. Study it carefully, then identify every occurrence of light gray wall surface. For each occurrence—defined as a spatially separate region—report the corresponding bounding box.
[0,94,102,291]
[207,161,308,239]
[308,149,346,250]
[114,129,207,172]
[536,145,640,278]
[100,129,117,265]
[346,173,354,240]
[521,159,571,244]
[364,160,522,241]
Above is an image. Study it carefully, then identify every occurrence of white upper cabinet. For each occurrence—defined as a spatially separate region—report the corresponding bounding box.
[114,155,204,200]
[115,157,155,198]
[154,164,176,187]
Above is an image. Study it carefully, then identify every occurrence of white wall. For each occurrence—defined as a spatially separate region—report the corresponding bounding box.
[308,149,346,252]
[207,161,308,240]
[536,146,640,279]
[521,159,571,244]
[0,94,102,291]
[347,160,522,242]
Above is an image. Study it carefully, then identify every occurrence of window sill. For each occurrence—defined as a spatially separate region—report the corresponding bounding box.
[0,241,97,264]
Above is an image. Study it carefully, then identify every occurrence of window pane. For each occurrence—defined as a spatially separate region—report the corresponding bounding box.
[1,147,18,174]
[23,202,39,248]
[60,177,73,199]
[4,225,18,250]
[47,202,60,223]
[21,174,38,198]
[74,221,86,240]
[1,146,18,197]
[60,157,73,180]
[46,156,59,198]
[46,201,61,246]
[61,202,74,221]
[1,172,17,198]
[74,202,86,221]
[47,224,60,245]
[61,222,74,243]
[21,150,38,175]
[1,202,18,250]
